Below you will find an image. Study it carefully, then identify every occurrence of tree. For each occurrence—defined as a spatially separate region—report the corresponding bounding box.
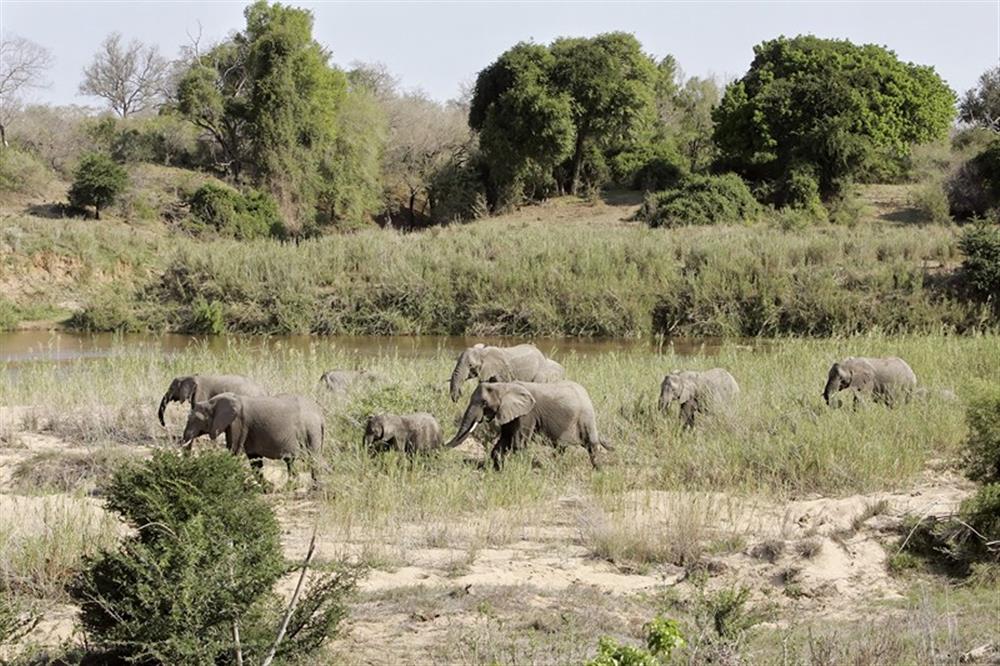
[713,36,956,203]
[68,152,127,219]
[0,34,53,147]
[960,66,1000,133]
[381,91,470,225]
[549,32,658,194]
[652,57,722,172]
[80,32,169,118]
[177,1,374,227]
[469,42,575,205]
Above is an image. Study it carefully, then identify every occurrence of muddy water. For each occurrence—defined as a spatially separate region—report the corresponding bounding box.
[0,331,734,364]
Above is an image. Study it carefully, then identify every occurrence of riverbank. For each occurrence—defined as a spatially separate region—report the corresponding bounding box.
[3,334,998,662]
[2,189,992,338]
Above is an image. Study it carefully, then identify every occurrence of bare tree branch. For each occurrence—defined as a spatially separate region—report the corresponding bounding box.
[0,34,53,146]
[261,525,318,666]
[79,32,169,117]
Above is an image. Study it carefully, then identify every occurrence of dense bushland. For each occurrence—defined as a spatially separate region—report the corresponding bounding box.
[637,173,760,228]
[57,219,984,337]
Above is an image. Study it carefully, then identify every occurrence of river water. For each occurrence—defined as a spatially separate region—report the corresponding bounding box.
[0,331,732,364]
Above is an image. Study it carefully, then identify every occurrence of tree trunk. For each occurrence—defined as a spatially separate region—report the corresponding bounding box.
[569,130,587,196]
[408,190,417,227]
[95,204,101,220]
[0,123,7,148]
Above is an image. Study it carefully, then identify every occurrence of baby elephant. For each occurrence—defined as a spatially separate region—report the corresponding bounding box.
[823,356,917,407]
[363,413,443,455]
[659,368,740,428]
[320,369,376,395]
[181,392,324,484]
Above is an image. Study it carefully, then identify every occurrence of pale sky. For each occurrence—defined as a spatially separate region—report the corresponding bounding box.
[3,1,999,109]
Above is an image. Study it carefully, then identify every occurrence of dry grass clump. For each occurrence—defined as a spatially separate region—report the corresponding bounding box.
[11,447,139,494]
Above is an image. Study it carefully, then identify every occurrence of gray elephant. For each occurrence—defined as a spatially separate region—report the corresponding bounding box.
[449,343,565,402]
[320,369,376,395]
[659,368,740,428]
[158,374,266,426]
[823,356,917,407]
[363,413,443,455]
[447,381,613,470]
[181,392,324,483]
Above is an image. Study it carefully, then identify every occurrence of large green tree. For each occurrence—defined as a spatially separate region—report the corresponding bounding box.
[469,33,657,201]
[177,1,381,226]
[713,36,956,203]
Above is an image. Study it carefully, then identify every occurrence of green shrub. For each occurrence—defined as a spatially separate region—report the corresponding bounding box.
[948,140,1000,219]
[188,297,226,335]
[585,616,686,666]
[639,173,761,228]
[68,153,128,220]
[778,163,824,212]
[608,141,686,192]
[827,188,870,226]
[428,149,488,224]
[964,387,1000,483]
[186,183,284,240]
[958,223,1000,301]
[0,299,19,332]
[0,147,53,197]
[909,181,952,224]
[69,287,142,333]
[70,450,358,665]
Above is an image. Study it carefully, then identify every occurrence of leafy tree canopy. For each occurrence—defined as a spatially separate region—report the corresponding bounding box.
[960,66,1000,133]
[68,152,127,219]
[713,35,956,203]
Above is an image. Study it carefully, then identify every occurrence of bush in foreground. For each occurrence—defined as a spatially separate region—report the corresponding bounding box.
[964,387,1000,483]
[638,173,761,228]
[69,450,358,664]
[948,140,1000,219]
[67,153,128,220]
[958,223,1000,303]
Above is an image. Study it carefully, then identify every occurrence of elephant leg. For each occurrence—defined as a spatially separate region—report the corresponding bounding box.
[285,457,294,479]
[680,401,696,428]
[491,427,517,471]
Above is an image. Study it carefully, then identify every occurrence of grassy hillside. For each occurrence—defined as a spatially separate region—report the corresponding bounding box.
[0,174,992,337]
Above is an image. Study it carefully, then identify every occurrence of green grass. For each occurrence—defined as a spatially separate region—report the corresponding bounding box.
[3,334,994,512]
[2,205,991,337]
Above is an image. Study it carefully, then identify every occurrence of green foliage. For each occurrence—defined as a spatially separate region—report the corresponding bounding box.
[470,32,658,202]
[948,140,1000,219]
[639,173,761,228]
[67,152,128,219]
[585,616,685,666]
[427,147,488,223]
[964,387,1000,483]
[176,1,383,227]
[713,35,956,202]
[68,287,143,333]
[0,147,54,196]
[959,66,1000,132]
[908,181,952,224]
[186,182,283,240]
[608,140,686,191]
[958,223,1000,302]
[188,297,225,335]
[69,450,358,664]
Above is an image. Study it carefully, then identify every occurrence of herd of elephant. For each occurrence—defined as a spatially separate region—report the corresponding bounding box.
[157,343,921,483]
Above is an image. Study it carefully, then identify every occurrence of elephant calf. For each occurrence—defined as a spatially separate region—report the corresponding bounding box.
[181,392,324,484]
[823,356,917,407]
[363,413,443,455]
[320,369,376,395]
[158,374,266,426]
[659,368,740,428]
[447,380,613,470]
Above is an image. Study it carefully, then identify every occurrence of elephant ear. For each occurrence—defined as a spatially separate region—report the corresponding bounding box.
[210,394,241,440]
[480,348,513,383]
[494,384,536,424]
[676,378,695,404]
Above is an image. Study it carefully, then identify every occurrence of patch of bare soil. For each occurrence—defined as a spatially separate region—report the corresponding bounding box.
[1,410,976,664]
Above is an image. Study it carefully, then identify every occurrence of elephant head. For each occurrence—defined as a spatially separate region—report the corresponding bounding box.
[180,393,242,451]
[823,359,875,405]
[447,382,536,448]
[363,414,397,450]
[449,344,512,402]
[158,376,199,426]
[659,372,692,410]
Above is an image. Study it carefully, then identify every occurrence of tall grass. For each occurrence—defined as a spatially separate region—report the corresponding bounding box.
[7,212,989,336]
[4,335,994,518]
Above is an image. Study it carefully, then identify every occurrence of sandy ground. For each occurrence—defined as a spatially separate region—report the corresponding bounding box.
[0,405,980,664]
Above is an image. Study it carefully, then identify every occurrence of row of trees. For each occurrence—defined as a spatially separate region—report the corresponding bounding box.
[3,3,1000,229]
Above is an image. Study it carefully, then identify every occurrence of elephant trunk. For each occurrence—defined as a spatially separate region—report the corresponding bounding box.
[822,374,839,405]
[446,403,482,448]
[157,392,172,426]
[449,351,471,402]
[363,432,374,449]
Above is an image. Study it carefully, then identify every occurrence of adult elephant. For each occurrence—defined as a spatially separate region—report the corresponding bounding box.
[446,381,613,470]
[180,392,324,484]
[823,357,917,407]
[157,374,266,426]
[449,343,565,402]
